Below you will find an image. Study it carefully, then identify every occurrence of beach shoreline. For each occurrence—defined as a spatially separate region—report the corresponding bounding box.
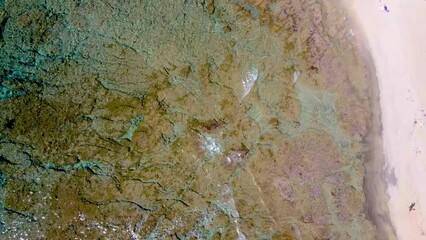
[358,26,397,239]
[344,0,426,239]
[343,5,397,238]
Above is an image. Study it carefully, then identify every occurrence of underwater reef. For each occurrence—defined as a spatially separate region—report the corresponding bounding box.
[0,0,377,239]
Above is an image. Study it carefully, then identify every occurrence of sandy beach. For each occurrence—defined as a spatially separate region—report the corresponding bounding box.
[346,0,426,239]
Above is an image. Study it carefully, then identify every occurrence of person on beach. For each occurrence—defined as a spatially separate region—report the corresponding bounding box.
[409,202,416,211]
[384,5,389,12]
[380,4,390,12]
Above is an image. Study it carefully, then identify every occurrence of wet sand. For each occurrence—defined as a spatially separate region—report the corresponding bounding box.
[346,0,426,239]
[359,31,397,240]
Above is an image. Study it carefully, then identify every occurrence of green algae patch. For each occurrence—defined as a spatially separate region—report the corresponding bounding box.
[42,161,103,173]
[0,86,13,99]
[119,114,145,142]
[0,170,6,188]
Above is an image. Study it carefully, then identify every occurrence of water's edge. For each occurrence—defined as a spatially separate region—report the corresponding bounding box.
[346,8,398,239]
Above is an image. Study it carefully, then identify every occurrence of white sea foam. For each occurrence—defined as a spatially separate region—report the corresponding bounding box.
[242,67,259,98]
[203,136,221,156]
[293,71,299,83]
